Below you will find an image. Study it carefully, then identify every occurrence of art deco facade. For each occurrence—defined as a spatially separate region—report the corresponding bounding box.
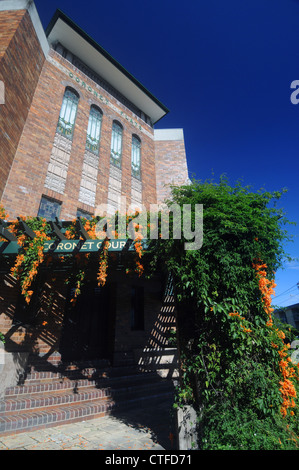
[0,1,189,427]
[0,1,189,222]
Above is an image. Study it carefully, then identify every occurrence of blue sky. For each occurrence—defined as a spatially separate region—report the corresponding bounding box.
[34,0,299,307]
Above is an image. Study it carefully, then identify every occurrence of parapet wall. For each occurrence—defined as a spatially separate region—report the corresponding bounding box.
[154,129,189,204]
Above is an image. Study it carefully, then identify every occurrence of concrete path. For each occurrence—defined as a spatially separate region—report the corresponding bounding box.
[0,396,176,450]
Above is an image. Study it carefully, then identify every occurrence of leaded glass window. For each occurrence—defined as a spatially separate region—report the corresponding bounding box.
[131,135,141,179]
[77,208,93,220]
[86,106,102,154]
[56,88,79,140]
[37,196,61,221]
[110,121,123,168]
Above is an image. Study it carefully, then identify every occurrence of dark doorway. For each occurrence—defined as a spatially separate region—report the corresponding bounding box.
[60,280,116,362]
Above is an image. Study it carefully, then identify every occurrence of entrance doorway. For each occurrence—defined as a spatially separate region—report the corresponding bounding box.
[60,281,116,362]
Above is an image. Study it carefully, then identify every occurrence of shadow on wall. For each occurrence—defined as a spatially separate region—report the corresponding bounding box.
[0,271,180,378]
[135,273,179,378]
[0,273,66,384]
[134,286,179,379]
[0,272,180,448]
[0,350,29,399]
[108,284,180,450]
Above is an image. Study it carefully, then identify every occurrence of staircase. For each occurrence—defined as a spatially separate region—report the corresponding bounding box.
[0,355,175,436]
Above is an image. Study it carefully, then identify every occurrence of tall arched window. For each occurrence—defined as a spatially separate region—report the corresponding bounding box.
[131,135,141,179]
[56,87,79,140]
[86,105,102,154]
[110,121,123,168]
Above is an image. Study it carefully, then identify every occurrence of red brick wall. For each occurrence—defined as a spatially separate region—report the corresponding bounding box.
[113,273,175,359]
[1,48,157,219]
[0,8,180,370]
[154,134,189,203]
[0,269,175,363]
[0,274,19,348]
[0,272,67,357]
[0,9,45,200]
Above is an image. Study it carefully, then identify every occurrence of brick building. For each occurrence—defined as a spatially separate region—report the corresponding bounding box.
[0,1,189,433]
[0,1,189,219]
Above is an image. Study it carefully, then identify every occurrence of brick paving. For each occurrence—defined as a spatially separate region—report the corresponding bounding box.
[0,396,176,450]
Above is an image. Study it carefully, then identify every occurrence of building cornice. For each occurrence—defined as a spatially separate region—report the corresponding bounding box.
[46,9,169,124]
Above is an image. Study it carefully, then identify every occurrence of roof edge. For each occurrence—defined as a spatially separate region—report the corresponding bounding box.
[46,9,169,120]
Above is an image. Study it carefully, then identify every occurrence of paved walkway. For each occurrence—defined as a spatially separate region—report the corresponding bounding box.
[0,397,176,451]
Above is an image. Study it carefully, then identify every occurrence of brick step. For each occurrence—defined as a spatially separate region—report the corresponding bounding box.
[0,398,113,436]
[24,364,147,385]
[4,369,162,397]
[0,352,176,437]
[27,357,110,372]
[0,378,173,414]
[0,385,174,436]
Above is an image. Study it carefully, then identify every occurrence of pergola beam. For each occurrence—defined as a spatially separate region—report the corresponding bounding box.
[49,221,67,241]
[0,220,17,242]
[76,217,92,240]
[17,217,36,239]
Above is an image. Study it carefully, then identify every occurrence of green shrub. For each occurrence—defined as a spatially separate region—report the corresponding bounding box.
[201,405,299,450]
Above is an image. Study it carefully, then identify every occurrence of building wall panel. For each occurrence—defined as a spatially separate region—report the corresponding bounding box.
[0,10,45,199]
[2,49,158,219]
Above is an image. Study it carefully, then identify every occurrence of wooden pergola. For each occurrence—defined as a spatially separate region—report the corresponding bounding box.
[0,217,145,255]
[0,217,148,276]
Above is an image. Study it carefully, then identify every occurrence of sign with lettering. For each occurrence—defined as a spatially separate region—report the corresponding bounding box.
[44,239,131,253]
[0,239,145,256]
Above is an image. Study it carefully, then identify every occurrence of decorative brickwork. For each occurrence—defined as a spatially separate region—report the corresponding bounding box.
[107,165,123,214]
[131,177,142,211]
[78,149,100,207]
[44,133,72,195]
